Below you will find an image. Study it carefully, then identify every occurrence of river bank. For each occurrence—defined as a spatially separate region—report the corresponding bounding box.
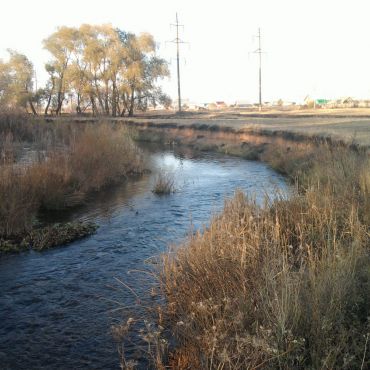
[52,109,370,147]
[0,146,286,370]
[1,113,369,369]
[46,110,370,179]
[0,114,144,253]
[109,116,370,369]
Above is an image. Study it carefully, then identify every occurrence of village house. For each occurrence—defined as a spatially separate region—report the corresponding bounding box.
[234,100,254,109]
[358,100,370,108]
[326,97,357,108]
[215,101,228,109]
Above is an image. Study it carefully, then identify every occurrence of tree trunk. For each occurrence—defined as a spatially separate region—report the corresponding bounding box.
[55,91,64,116]
[116,100,121,117]
[28,100,37,116]
[55,70,65,116]
[44,93,52,115]
[111,80,117,117]
[96,89,105,114]
[104,81,110,115]
[76,93,82,114]
[44,77,55,116]
[128,90,135,117]
[90,95,97,116]
[93,77,105,114]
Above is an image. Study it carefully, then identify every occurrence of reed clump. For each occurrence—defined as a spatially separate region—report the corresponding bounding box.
[152,172,176,195]
[159,147,369,369]
[0,165,39,236]
[119,145,369,369]
[0,114,144,249]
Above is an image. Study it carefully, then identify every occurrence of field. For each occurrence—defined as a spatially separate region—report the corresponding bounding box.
[119,108,370,147]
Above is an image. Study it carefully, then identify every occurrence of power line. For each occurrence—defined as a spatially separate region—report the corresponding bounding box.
[252,28,263,111]
[169,13,186,113]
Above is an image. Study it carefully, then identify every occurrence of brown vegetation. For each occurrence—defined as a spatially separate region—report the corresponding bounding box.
[0,113,143,251]
[0,222,98,253]
[152,172,176,195]
[115,143,369,369]
[119,109,370,147]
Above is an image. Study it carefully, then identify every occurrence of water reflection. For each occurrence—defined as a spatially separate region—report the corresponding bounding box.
[0,146,286,370]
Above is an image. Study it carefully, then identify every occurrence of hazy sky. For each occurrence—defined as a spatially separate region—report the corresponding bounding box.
[1,0,370,103]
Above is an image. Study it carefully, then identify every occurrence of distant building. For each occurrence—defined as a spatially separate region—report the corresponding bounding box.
[303,96,329,108]
[206,103,217,110]
[187,102,207,111]
[234,100,253,108]
[315,99,329,106]
[172,98,191,110]
[326,97,356,108]
[215,101,228,109]
[282,101,296,107]
[358,100,370,108]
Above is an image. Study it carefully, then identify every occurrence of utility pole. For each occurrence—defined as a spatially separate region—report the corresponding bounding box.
[169,13,185,113]
[252,28,263,111]
[34,70,38,114]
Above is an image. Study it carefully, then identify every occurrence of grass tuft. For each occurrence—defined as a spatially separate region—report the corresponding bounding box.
[152,171,176,195]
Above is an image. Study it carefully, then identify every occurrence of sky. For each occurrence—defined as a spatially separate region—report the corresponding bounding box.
[1,0,370,104]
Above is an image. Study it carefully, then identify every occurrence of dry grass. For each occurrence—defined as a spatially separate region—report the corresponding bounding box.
[120,109,370,147]
[116,146,369,369]
[30,124,143,210]
[0,110,78,152]
[152,171,176,195]
[0,166,39,236]
[0,114,144,238]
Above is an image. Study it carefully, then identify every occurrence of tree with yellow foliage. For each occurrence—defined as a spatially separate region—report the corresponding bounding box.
[0,24,170,116]
[0,50,37,114]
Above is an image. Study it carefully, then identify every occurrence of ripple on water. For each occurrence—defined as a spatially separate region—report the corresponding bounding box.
[0,149,287,370]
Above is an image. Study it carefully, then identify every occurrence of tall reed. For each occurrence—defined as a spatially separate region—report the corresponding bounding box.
[0,114,144,238]
[117,146,369,369]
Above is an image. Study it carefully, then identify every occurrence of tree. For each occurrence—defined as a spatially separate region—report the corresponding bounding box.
[0,24,171,117]
[43,63,57,115]
[117,30,170,116]
[0,50,37,114]
[43,26,78,115]
[0,60,11,106]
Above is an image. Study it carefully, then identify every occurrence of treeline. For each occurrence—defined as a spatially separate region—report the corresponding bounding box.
[0,24,171,116]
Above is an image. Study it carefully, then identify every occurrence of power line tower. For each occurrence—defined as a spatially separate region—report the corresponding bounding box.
[169,13,185,113]
[252,28,263,111]
[34,70,39,114]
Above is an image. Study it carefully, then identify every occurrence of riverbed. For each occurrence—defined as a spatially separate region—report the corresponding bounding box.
[0,146,286,370]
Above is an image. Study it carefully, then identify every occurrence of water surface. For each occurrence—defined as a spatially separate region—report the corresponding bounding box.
[0,147,286,370]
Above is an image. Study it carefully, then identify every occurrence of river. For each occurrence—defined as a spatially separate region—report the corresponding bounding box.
[0,146,286,370]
